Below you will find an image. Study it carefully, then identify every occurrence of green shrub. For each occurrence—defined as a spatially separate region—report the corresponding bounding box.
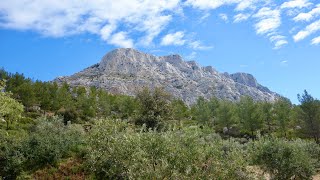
[23,116,85,168]
[57,108,80,124]
[85,119,251,179]
[0,133,26,179]
[250,137,316,180]
[0,116,85,178]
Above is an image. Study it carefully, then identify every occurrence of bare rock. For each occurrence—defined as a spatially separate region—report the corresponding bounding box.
[54,48,280,105]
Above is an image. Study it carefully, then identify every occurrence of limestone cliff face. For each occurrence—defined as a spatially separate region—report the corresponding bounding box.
[55,48,279,104]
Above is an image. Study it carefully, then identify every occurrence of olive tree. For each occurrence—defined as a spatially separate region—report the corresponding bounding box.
[135,87,173,130]
[0,80,24,129]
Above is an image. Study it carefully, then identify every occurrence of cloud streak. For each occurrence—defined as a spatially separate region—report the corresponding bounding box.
[0,0,320,50]
[0,0,180,47]
[294,19,320,42]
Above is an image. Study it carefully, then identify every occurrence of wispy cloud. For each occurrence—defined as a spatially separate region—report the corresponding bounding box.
[219,13,228,22]
[1,0,320,50]
[253,7,281,35]
[184,0,237,10]
[293,5,320,22]
[240,64,249,68]
[0,0,180,47]
[161,31,186,46]
[189,40,213,50]
[233,13,251,23]
[186,51,197,59]
[281,0,312,9]
[270,35,288,49]
[311,36,320,45]
[109,31,134,48]
[253,7,287,49]
[280,60,289,67]
[294,19,320,42]
[199,12,210,23]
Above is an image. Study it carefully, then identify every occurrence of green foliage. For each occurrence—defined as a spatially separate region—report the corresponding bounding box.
[298,90,320,143]
[0,116,85,179]
[191,97,213,124]
[0,130,27,179]
[85,119,251,179]
[250,137,316,180]
[135,87,173,129]
[171,99,189,121]
[238,96,263,137]
[259,101,274,133]
[215,100,238,134]
[1,68,320,179]
[57,108,80,124]
[23,117,85,167]
[0,80,24,129]
[274,98,292,137]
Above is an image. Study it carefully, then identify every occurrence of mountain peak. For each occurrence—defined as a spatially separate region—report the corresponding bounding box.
[55,49,279,104]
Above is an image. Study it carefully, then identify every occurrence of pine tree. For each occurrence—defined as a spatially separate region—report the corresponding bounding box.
[298,90,320,143]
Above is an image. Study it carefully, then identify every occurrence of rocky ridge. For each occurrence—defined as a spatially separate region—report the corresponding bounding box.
[55,48,279,104]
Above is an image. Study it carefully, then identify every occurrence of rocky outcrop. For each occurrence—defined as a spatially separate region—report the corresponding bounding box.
[55,48,279,104]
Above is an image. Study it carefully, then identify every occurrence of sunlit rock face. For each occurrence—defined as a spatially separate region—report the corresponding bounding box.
[55,48,279,105]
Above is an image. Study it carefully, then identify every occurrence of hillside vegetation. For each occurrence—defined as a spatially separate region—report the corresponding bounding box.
[1,69,320,179]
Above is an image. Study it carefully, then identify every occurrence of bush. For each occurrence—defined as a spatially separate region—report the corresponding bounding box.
[134,87,173,130]
[0,116,85,178]
[23,116,85,168]
[250,137,316,179]
[57,108,80,124]
[85,119,251,179]
[0,132,26,179]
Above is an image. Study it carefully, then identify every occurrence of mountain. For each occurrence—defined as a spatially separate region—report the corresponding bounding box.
[54,48,279,104]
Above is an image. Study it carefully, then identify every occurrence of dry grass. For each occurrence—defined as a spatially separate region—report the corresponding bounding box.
[32,158,89,180]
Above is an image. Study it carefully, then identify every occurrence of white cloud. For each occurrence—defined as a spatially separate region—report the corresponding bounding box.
[293,5,320,22]
[100,23,117,41]
[311,36,320,45]
[136,15,172,46]
[281,0,312,9]
[0,0,180,47]
[186,51,197,59]
[219,13,228,22]
[270,35,288,49]
[294,19,320,41]
[253,7,288,49]
[109,31,134,48]
[184,0,238,10]
[161,31,186,46]
[199,12,210,22]
[281,60,289,66]
[235,0,259,11]
[189,40,213,50]
[274,40,288,49]
[185,0,261,11]
[233,13,251,23]
[1,0,320,50]
[253,7,281,35]
[240,64,248,68]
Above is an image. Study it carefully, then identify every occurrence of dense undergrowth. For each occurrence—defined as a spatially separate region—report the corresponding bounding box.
[1,117,320,179]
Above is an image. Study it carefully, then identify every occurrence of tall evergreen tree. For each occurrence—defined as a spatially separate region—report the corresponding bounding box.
[215,100,237,135]
[298,90,320,143]
[274,98,292,137]
[238,96,263,137]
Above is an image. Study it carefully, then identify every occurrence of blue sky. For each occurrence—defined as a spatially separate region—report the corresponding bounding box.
[0,0,320,103]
